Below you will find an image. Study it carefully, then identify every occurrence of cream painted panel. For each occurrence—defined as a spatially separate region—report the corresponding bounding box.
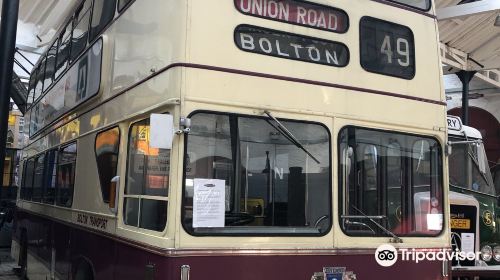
[107,0,187,97]
[187,0,443,102]
[183,68,447,132]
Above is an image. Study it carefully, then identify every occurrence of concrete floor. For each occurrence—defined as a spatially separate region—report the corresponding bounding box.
[0,248,19,280]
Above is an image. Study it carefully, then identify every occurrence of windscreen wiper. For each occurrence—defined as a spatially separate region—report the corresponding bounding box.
[263,110,320,164]
[350,205,403,243]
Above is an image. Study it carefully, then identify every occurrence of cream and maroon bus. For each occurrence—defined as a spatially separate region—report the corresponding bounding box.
[14,0,450,279]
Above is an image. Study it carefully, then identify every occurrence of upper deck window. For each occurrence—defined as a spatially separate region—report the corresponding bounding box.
[55,21,73,79]
[118,0,133,12]
[124,118,169,232]
[89,0,116,42]
[44,41,58,91]
[70,0,92,61]
[182,112,331,236]
[387,0,431,11]
[339,127,443,237]
[360,17,415,79]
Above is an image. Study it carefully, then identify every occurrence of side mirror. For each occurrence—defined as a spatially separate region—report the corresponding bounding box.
[109,176,120,214]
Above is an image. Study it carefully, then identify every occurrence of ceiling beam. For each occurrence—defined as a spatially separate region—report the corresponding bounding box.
[437,0,500,21]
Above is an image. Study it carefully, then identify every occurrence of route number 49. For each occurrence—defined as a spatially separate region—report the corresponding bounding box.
[380,35,410,67]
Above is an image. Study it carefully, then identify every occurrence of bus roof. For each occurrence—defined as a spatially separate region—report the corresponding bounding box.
[447,115,482,139]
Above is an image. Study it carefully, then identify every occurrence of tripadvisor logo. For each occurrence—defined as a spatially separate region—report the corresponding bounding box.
[375,244,398,267]
[375,244,482,267]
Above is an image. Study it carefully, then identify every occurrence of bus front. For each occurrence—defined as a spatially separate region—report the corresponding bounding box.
[173,0,450,279]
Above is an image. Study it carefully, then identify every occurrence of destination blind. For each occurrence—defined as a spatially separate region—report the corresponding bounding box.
[235,25,349,67]
[235,0,348,33]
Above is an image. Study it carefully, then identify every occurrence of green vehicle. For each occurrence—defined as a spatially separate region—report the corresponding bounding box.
[447,116,500,273]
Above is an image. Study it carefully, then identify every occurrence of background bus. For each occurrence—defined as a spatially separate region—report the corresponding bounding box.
[447,116,500,271]
[14,0,449,279]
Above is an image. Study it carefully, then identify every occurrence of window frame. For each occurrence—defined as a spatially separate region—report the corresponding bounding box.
[181,110,333,237]
[337,125,444,238]
[122,117,171,233]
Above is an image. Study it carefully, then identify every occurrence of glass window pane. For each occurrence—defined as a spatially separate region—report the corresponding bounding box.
[126,119,169,196]
[56,143,77,207]
[43,150,58,204]
[44,41,58,91]
[89,0,116,41]
[339,127,443,236]
[139,199,167,231]
[70,1,91,61]
[27,70,36,106]
[118,0,132,12]
[95,127,120,202]
[183,113,331,235]
[388,0,431,10]
[32,154,45,202]
[34,61,45,102]
[55,22,72,79]
[124,197,139,227]
[21,158,35,200]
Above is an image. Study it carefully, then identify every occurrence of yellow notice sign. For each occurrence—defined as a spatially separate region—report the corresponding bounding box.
[8,115,15,126]
[451,218,470,229]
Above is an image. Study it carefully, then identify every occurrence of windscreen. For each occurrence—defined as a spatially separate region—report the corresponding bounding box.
[183,112,331,235]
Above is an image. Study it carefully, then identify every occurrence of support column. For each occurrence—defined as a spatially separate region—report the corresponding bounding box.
[0,0,20,196]
[456,70,476,125]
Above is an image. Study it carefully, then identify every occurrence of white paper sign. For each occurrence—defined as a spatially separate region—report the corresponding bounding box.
[427,214,443,231]
[193,179,225,228]
[149,114,174,149]
[461,233,475,254]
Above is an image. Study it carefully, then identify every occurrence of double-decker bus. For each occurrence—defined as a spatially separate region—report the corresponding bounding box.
[13,0,449,279]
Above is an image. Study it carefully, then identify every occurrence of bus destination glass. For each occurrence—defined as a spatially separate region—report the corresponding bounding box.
[360,17,415,79]
[235,25,349,67]
[234,0,348,33]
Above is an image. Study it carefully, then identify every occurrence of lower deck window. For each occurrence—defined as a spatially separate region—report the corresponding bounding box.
[124,118,169,232]
[56,143,77,207]
[182,112,331,235]
[339,127,443,236]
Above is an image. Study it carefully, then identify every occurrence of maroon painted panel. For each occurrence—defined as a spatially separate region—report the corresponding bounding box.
[15,209,447,280]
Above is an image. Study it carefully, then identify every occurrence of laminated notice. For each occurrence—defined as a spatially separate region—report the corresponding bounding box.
[193,179,225,228]
[461,233,475,254]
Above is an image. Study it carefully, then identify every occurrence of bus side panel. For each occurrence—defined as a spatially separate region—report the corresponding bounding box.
[168,254,445,280]
[54,221,71,279]
[70,225,116,279]
[113,241,174,280]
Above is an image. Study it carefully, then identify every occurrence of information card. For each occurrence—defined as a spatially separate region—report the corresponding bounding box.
[193,179,225,228]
